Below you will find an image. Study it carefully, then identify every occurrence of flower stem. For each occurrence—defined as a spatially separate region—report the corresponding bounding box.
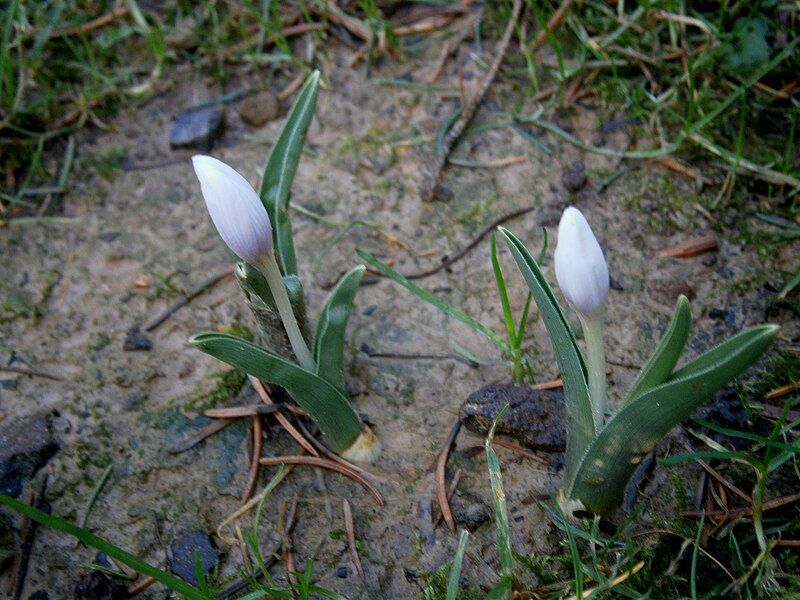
[257,253,316,372]
[578,313,606,431]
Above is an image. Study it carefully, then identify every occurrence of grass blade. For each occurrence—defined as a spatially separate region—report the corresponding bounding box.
[191,332,362,453]
[258,70,320,276]
[357,249,510,352]
[446,529,470,600]
[624,295,691,404]
[0,494,211,600]
[568,325,778,514]
[486,406,514,584]
[314,265,365,392]
[498,227,595,480]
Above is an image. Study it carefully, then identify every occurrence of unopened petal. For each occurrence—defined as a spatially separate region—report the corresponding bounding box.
[192,155,273,264]
[554,207,609,316]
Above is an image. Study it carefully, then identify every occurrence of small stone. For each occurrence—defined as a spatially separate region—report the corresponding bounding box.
[122,390,148,411]
[133,274,152,288]
[237,91,279,126]
[73,571,128,600]
[169,108,225,151]
[28,592,51,600]
[168,530,219,586]
[123,326,152,351]
[562,161,587,193]
[701,254,717,267]
[362,304,377,316]
[98,232,120,242]
[452,493,491,530]
[336,566,349,578]
[0,412,59,497]
[460,383,567,451]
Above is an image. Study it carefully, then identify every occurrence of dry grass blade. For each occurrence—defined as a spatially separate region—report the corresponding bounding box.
[291,418,378,481]
[436,420,462,533]
[250,376,320,457]
[531,377,564,390]
[168,418,234,454]
[258,456,384,506]
[565,561,645,600]
[533,0,573,50]
[242,415,263,502]
[205,405,281,418]
[127,577,157,597]
[144,270,232,331]
[653,156,715,187]
[655,233,718,258]
[765,381,799,400]
[342,498,365,581]
[681,491,800,520]
[492,438,549,466]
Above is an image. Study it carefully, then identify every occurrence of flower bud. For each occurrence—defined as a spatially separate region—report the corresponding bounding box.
[554,206,609,316]
[192,155,273,264]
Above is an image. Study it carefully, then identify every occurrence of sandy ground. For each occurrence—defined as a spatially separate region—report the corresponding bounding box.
[2,41,798,598]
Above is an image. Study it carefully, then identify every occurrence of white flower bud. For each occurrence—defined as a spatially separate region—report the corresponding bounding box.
[554,206,609,316]
[192,155,273,264]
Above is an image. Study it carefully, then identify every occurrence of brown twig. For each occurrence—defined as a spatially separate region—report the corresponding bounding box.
[423,0,523,200]
[242,415,263,502]
[654,233,718,258]
[277,73,307,101]
[492,438,549,466]
[144,270,232,331]
[531,377,564,390]
[652,156,715,187]
[680,491,800,520]
[290,419,377,480]
[436,420,462,533]
[127,577,157,597]
[168,419,234,454]
[342,498,366,581]
[433,468,462,528]
[258,456,384,506]
[764,381,800,400]
[50,7,130,38]
[427,39,453,84]
[250,377,319,457]
[0,366,64,381]
[9,475,49,600]
[204,404,306,419]
[533,0,573,50]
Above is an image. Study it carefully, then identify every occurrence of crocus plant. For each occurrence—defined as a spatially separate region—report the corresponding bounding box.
[189,72,380,463]
[500,207,778,515]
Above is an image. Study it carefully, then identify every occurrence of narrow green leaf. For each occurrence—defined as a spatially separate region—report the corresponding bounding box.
[568,325,778,514]
[446,530,470,600]
[258,70,320,276]
[490,232,518,347]
[314,265,365,392]
[357,249,511,352]
[486,406,514,581]
[191,332,362,452]
[0,494,211,600]
[624,295,692,404]
[498,227,594,479]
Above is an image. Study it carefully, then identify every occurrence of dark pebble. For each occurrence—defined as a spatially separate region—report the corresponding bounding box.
[123,326,152,351]
[362,304,377,316]
[98,232,120,242]
[73,571,128,600]
[28,592,51,600]
[452,493,491,530]
[169,108,225,151]
[167,530,219,586]
[561,161,587,193]
[709,308,736,329]
[702,254,717,267]
[336,566,349,578]
[0,412,59,497]
[609,276,624,291]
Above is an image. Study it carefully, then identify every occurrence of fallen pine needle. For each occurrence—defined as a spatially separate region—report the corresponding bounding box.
[436,420,462,533]
[492,438,549,465]
[242,415,263,502]
[168,419,233,454]
[250,376,319,457]
[655,233,718,258]
[342,498,365,581]
[531,377,564,390]
[258,456,384,506]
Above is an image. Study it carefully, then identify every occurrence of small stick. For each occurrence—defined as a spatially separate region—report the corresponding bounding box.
[168,418,234,454]
[0,366,64,381]
[652,156,714,187]
[127,577,157,597]
[680,491,800,520]
[492,438,549,466]
[449,155,526,168]
[258,456,384,506]
[144,270,232,331]
[51,7,129,38]
[531,377,564,390]
[342,498,365,581]
[250,377,319,457]
[436,420,462,533]
[291,419,378,480]
[205,404,282,418]
[533,0,573,50]
[242,415,263,502]
[696,459,751,503]
[10,476,49,600]
[654,233,718,258]
[764,381,799,400]
[433,468,462,528]
[423,0,523,200]
[427,39,453,84]
[400,206,536,280]
[277,73,307,101]
[74,462,114,548]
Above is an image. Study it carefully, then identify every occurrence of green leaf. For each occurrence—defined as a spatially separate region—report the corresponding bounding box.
[314,265,365,392]
[0,494,211,600]
[568,325,778,515]
[356,249,511,352]
[498,227,594,478]
[486,405,514,581]
[191,332,362,453]
[624,295,692,404]
[258,70,320,276]
[446,530,470,600]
